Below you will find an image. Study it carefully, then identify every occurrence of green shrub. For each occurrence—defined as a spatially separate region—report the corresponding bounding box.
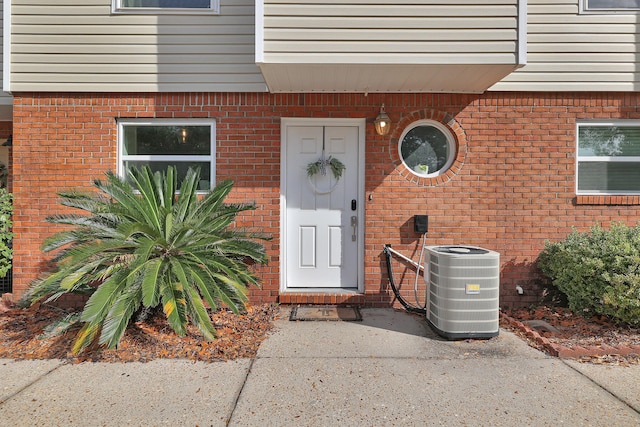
[24,166,269,353]
[538,223,640,325]
[0,188,13,278]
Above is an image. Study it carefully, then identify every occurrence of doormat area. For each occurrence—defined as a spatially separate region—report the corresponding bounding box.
[289,305,362,322]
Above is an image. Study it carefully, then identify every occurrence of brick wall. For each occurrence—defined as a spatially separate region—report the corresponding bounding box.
[10,92,640,308]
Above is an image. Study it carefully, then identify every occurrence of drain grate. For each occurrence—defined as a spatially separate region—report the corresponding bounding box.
[289,305,362,321]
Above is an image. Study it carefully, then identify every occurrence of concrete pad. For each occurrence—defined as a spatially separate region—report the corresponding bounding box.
[260,308,436,359]
[0,359,251,427]
[437,327,549,359]
[0,359,64,402]
[235,308,640,426]
[564,360,640,413]
[262,308,544,361]
[231,357,640,426]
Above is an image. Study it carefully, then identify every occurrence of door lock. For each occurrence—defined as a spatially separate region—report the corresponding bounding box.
[351,216,358,241]
[351,199,357,211]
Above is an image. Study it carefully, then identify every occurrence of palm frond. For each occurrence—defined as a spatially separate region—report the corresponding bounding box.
[100,285,143,349]
[72,322,101,354]
[80,272,130,324]
[175,167,199,222]
[141,257,163,307]
[38,312,81,339]
[159,275,188,336]
[184,285,217,340]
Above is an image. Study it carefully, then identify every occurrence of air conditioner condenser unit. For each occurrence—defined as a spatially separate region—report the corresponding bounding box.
[424,245,500,340]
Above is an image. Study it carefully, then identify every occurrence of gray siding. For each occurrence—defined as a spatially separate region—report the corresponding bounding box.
[492,0,640,91]
[9,0,267,92]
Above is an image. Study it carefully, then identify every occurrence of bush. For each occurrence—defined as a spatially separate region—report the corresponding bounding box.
[0,188,12,278]
[24,166,269,353]
[538,223,640,325]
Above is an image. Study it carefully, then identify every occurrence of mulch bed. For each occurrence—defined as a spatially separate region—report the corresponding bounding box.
[2,299,639,365]
[501,305,640,365]
[0,301,278,363]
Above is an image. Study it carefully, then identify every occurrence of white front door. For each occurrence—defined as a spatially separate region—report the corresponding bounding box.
[282,120,364,289]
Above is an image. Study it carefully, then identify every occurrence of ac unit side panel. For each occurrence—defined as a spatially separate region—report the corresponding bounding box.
[435,256,500,269]
[428,303,499,334]
[429,317,499,336]
[427,277,500,300]
[428,293,500,313]
[428,304,499,323]
[428,276,500,290]
[428,312,499,333]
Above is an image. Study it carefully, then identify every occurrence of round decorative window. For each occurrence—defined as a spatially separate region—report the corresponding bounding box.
[398,120,457,177]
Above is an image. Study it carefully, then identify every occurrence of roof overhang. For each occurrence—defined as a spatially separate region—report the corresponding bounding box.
[258,63,520,94]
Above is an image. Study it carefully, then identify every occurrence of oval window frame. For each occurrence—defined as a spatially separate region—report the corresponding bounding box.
[397,119,457,178]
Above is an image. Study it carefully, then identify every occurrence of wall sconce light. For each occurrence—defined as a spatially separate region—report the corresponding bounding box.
[181,128,187,143]
[374,104,391,136]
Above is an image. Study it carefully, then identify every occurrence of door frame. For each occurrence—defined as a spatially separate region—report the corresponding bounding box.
[280,117,366,293]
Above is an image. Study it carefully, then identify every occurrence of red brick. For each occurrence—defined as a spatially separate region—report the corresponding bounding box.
[8,92,640,308]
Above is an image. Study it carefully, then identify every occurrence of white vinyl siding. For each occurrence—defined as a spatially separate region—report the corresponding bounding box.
[492,0,640,91]
[259,0,523,93]
[261,1,520,65]
[0,0,12,108]
[9,0,266,92]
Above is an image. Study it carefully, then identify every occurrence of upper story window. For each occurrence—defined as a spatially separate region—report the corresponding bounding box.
[577,122,640,195]
[118,119,216,192]
[113,0,220,14]
[582,0,640,12]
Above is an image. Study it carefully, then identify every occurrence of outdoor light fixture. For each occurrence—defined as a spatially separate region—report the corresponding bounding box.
[374,104,391,136]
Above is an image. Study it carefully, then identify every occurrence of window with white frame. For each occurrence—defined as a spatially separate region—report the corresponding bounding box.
[577,122,640,195]
[113,0,219,14]
[398,120,457,178]
[582,0,640,12]
[118,120,216,191]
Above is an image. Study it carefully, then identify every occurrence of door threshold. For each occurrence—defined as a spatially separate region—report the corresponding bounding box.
[279,290,364,305]
[282,288,360,294]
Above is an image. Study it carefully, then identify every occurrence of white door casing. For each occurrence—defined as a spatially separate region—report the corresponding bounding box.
[281,118,365,291]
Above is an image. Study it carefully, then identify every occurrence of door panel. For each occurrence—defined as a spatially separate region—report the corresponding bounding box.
[285,125,359,288]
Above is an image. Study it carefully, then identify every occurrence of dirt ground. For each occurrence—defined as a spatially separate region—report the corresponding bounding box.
[0,301,278,363]
[501,305,640,365]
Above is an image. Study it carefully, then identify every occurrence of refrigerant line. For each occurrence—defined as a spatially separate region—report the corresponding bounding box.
[383,236,428,315]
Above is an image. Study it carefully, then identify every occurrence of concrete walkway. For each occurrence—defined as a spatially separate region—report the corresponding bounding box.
[1,308,639,426]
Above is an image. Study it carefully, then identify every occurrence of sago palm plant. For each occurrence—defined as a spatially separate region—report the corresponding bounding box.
[24,166,268,354]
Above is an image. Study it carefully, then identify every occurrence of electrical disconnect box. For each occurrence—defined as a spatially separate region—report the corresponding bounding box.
[414,215,429,233]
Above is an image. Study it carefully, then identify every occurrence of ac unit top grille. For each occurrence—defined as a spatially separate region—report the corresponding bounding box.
[431,246,489,255]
